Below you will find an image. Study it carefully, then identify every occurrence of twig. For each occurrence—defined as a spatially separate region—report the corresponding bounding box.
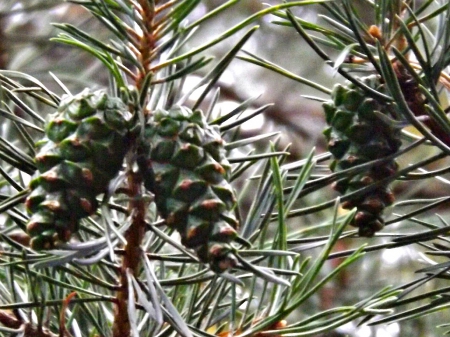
[112,169,147,337]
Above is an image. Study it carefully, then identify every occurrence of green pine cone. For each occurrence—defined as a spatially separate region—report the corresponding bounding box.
[323,76,401,236]
[26,89,131,249]
[138,106,239,272]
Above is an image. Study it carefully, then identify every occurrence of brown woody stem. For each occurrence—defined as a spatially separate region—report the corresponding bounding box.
[112,1,166,335]
[0,17,7,69]
[0,309,67,337]
[111,1,158,335]
[112,171,147,337]
[135,1,155,90]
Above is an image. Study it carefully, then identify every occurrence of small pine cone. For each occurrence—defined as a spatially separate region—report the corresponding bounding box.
[323,76,401,236]
[138,106,239,272]
[26,89,131,249]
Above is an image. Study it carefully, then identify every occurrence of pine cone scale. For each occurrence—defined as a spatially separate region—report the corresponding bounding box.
[139,107,239,272]
[323,76,401,236]
[26,89,131,249]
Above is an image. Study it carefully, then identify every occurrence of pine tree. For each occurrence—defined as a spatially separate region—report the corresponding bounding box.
[0,1,450,337]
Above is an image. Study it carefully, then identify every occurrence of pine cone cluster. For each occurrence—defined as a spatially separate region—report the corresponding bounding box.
[137,106,239,272]
[26,89,131,249]
[323,76,402,236]
[26,95,240,272]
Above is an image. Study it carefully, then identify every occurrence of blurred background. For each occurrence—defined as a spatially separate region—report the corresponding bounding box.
[0,1,448,337]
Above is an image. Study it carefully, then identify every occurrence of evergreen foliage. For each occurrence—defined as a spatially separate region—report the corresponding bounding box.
[0,1,449,337]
